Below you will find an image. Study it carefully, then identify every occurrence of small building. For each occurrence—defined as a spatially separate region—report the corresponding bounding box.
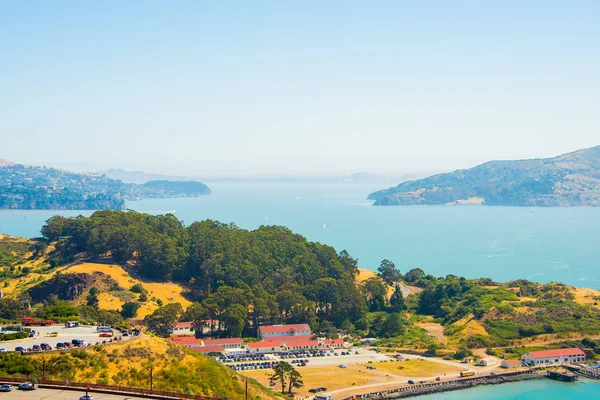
[169,321,195,336]
[203,338,243,349]
[322,339,345,349]
[501,359,522,369]
[521,348,586,367]
[168,335,202,348]
[258,324,311,339]
[461,356,474,364]
[475,358,497,367]
[248,341,282,354]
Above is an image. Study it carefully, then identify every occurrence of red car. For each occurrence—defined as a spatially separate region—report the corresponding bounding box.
[99,332,113,337]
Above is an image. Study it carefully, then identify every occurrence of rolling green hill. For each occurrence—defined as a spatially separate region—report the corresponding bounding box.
[368,146,600,206]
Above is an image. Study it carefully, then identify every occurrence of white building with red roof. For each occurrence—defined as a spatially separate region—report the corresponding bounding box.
[521,348,586,366]
[248,341,283,354]
[168,335,202,348]
[203,338,243,349]
[282,340,319,351]
[322,339,345,349]
[257,324,311,339]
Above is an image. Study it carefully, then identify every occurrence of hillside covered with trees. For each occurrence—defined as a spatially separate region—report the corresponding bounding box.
[368,145,600,206]
[0,163,210,210]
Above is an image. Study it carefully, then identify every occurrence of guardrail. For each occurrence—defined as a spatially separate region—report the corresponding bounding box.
[0,376,226,400]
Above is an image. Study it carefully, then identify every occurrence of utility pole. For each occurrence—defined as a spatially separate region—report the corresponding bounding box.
[148,367,153,391]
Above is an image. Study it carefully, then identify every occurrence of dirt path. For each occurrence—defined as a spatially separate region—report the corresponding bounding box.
[416,322,447,345]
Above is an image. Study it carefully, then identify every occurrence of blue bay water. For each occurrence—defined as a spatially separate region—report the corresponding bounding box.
[417,379,600,399]
[1,183,599,288]
[2,183,600,398]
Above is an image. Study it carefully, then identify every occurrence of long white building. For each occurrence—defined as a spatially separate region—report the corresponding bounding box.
[521,348,586,367]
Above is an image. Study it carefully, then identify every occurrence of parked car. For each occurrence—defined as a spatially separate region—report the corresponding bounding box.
[15,346,25,353]
[41,343,52,350]
[32,345,41,352]
[18,383,36,391]
[0,384,12,392]
[366,366,376,370]
[72,339,87,347]
[56,342,66,349]
[338,364,347,368]
[99,332,113,337]
[407,380,415,385]
[79,395,94,400]
[0,348,5,353]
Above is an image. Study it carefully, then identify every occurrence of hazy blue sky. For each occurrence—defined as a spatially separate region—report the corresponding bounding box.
[1,1,599,176]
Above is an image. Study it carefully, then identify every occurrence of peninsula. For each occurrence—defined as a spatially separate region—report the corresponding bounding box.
[368,146,600,206]
[0,162,210,210]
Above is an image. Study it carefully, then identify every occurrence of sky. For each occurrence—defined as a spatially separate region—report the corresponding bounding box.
[1,1,599,177]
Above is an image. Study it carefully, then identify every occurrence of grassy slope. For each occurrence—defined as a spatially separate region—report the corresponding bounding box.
[29,336,279,400]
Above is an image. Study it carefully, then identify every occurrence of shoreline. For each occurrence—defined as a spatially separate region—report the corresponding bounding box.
[346,370,542,400]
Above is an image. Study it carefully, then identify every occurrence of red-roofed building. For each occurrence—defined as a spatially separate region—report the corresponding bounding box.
[282,340,319,351]
[501,359,522,368]
[203,338,243,349]
[262,335,316,344]
[322,339,344,349]
[258,324,311,339]
[168,336,202,348]
[248,341,282,354]
[192,345,225,354]
[522,348,586,366]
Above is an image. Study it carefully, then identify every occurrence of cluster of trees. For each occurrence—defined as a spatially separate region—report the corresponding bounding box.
[43,211,369,335]
[0,164,210,210]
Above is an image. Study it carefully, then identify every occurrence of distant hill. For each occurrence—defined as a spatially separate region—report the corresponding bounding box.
[0,163,210,210]
[103,168,190,184]
[368,146,600,206]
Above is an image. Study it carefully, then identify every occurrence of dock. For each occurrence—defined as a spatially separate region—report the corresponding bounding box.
[546,370,578,382]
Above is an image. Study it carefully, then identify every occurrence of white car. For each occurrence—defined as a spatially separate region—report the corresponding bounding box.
[0,348,5,352]
[80,395,94,400]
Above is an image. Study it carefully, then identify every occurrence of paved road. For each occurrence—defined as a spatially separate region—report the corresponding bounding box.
[0,388,148,400]
[0,326,131,352]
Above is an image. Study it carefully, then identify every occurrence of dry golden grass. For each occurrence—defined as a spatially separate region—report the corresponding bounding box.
[64,263,192,317]
[572,287,600,309]
[362,359,461,377]
[242,359,461,397]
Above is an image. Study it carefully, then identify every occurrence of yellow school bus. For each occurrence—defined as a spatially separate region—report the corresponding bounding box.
[460,370,476,377]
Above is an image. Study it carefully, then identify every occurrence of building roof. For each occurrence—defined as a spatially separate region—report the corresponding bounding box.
[283,340,318,347]
[323,339,344,345]
[263,335,316,344]
[503,359,522,365]
[174,321,193,328]
[249,341,281,349]
[526,348,585,359]
[193,345,224,353]
[258,324,311,335]
[169,336,201,346]
[204,338,243,345]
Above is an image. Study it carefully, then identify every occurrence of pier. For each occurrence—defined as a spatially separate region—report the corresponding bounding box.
[345,370,541,400]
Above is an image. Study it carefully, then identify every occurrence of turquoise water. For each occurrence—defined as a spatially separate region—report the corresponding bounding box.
[1,183,600,288]
[418,379,600,399]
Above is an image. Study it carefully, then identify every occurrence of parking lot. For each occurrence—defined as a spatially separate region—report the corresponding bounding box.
[0,325,133,352]
[222,348,390,371]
